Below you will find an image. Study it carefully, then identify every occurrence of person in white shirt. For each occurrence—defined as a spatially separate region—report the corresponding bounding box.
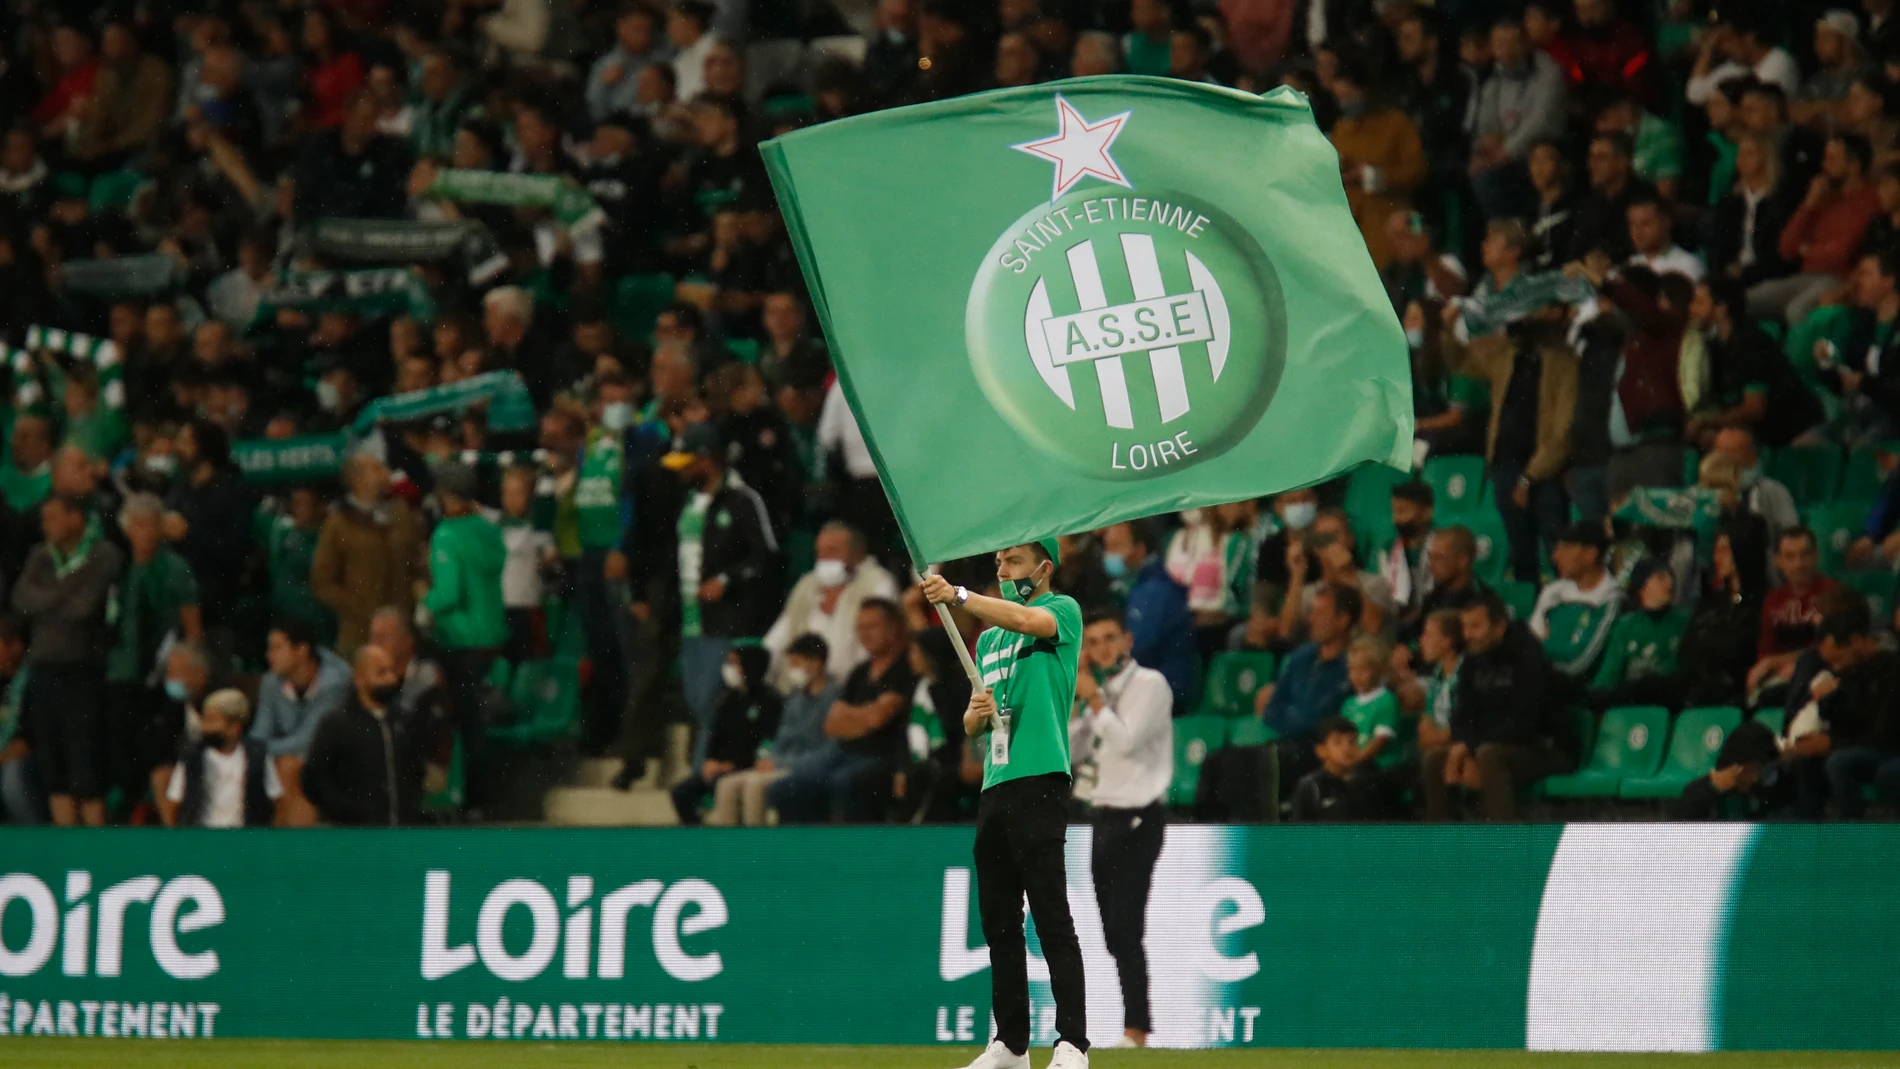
[763,521,899,685]
[818,380,901,567]
[1627,196,1706,280]
[162,689,284,828]
[1069,609,1173,1049]
[666,1,720,103]
[1687,16,1801,105]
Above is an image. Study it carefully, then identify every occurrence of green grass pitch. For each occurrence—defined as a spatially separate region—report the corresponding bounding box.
[11,1041,1900,1068]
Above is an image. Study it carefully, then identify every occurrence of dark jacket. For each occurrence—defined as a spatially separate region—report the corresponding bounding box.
[1452,622,1556,748]
[1600,277,1685,439]
[176,738,275,828]
[292,130,412,221]
[1824,309,1900,428]
[1705,322,1823,448]
[301,693,430,827]
[1527,192,1579,273]
[1567,177,1655,262]
[1262,640,1351,743]
[1289,767,1373,822]
[12,538,125,665]
[1124,557,1198,711]
[165,470,255,627]
[1823,650,1900,751]
[721,408,801,537]
[705,646,781,766]
[1707,185,1798,286]
[695,475,782,638]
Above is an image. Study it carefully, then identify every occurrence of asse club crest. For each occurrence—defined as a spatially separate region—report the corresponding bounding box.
[965,95,1288,481]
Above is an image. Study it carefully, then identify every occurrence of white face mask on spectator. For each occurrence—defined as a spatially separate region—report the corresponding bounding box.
[813,558,850,587]
[721,662,746,691]
[784,665,812,689]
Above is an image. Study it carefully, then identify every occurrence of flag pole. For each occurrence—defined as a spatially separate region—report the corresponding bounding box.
[916,563,984,687]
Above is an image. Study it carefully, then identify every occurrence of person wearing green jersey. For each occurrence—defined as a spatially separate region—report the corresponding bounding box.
[419,462,508,811]
[0,414,54,515]
[922,539,1088,1069]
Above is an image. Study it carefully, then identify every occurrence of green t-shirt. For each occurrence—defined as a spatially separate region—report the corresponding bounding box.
[1591,607,1691,689]
[1542,599,1620,679]
[976,592,1082,791]
[907,680,946,761]
[265,513,335,638]
[676,491,712,639]
[574,427,626,550]
[0,461,51,513]
[1342,687,1406,770]
[106,548,199,683]
[1446,373,1489,413]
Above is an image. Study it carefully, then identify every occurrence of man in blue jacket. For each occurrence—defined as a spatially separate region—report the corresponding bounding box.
[1101,519,1196,712]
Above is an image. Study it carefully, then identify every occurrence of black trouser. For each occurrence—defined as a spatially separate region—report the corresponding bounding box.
[1091,802,1164,1035]
[437,647,497,812]
[974,772,1087,1055]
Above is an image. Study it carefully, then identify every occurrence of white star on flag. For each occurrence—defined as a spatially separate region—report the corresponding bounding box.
[1011,95,1133,202]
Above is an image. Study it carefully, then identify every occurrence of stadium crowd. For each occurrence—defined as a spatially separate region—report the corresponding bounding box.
[1,0,1900,829]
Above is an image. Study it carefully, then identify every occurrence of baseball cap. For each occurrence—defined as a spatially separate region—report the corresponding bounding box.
[1819,10,1860,40]
[660,421,723,471]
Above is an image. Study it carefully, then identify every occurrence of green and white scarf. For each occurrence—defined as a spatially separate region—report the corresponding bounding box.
[1613,487,1724,530]
[49,511,104,578]
[60,254,186,297]
[425,169,606,234]
[14,326,127,411]
[297,219,509,286]
[257,268,436,324]
[232,434,351,484]
[351,370,537,435]
[1455,270,1596,338]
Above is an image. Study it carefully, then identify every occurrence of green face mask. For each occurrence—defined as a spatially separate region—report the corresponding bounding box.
[999,562,1047,604]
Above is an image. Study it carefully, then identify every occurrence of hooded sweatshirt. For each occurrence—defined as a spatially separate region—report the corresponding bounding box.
[422,513,509,650]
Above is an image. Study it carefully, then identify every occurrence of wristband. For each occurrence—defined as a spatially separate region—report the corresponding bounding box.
[954,585,970,606]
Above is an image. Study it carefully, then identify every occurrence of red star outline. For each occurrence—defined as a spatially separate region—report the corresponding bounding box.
[1010,95,1134,202]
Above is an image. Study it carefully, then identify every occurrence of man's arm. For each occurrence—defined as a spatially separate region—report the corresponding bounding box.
[919,574,1056,639]
[824,691,906,740]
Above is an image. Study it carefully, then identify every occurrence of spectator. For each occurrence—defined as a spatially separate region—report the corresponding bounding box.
[0,615,41,824]
[1792,11,1872,131]
[32,25,99,144]
[1596,95,1683,201]
[1739,81,1826,195]
[1686,278,1824,450]
[368,607,445,725]
[1588,559,1690,710]
[1626,195,1705,279]
[588,5,669,122]
[1708,427,1801,548]
[264,486,337,645]
[1687,14,1800,107]
[758,292,830,393]
[1379,480,1436,633]
[1166,501,1256,655]
[1821,249,1900,444]
[1708,136,1799,288]
[714,364,802,534]
[1395,607,1466,758]
[1751,528,1841,696]
[667,1,721,104]
[671,645,779,825]
[1259,583,1360,746]
[1412,526,1489,635]
[164,421,254,645]
[1565,0,1654,108]
[496,466,557,663]
[707,633,839,826]
[1673,719,1795,820]
[301,643,429,826]
[1425,592,1566,820]
[1382,211,1470,311]
[1780,598,1900,817]
[1330,62,1426,268]
[1526,140,1578,272]
[1279,510,1393,640]
[768,599,915,823]
[1341,634,1407,811]
[106,493,203,815]
[420,462,507,810]
[1678,524,1771,706]
[1438,299,1578,585]
[13,494,125,827]
[1123,0,1175,77]
[73,22,174,166]
[663,422,782,767]
[764,521,898,686]
[0,414,54,513]
[1289,716,1375,821]
[292,90,412,221]
[312,453,422,655]
[1753,133,1881,321]
[298,8,364,131]
[1469,18,1567,220]
[251,618,353,826]
[1530,522,1622,682]
[410,50,471,161]
[1568,132,1652,262]
[1101,519,1196,711]
[541,403,635,753]
[160,689,281,828]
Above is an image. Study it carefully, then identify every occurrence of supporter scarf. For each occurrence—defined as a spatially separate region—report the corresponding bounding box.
[15,326,127,410]
[1612,487,1724,531]
[1454,270,1596,338]
[232,434,350,484]
[425,169,606,233]
[60,254,186,297]
[256,268,436,324]
[297,219,509,286]
[350,370,538,435]
[49,511,104,578]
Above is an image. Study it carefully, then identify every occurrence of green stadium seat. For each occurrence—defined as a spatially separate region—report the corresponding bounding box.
[1344,463,1410,553]
[1423,456,1487,516]
[1840,446,1894,503]
[1753,708,1786,736]
[1619,706,1743,799]
[1497,579,1537,623]
[1465,504,1511,586]
[1167,716,1228,807]
[612,273,677,341]
[1844,568,1899,623]
[489,659,583,745]
[1540,705,1668,799]
[1226,717,1276,748]
[1805,502,1869,577]
[1765,445,1844,508]
[1195,650,1277,718]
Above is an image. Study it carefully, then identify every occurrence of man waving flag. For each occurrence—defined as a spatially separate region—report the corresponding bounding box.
[762,77,1409,1067]
[761,77,1412,567]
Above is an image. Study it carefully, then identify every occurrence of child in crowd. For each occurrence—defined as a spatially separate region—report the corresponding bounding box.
[496,465,557,662]
[1290,716,1373,822]
[1342,635,1407,814]
[161,689,283,828]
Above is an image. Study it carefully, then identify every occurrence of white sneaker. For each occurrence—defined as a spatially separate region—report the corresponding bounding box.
[956,1040,1029,1069]
[1049,1040,1090,1068]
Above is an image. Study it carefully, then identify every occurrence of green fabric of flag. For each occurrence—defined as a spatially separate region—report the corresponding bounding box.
[425,169,606,233]
[761,78,1411,564]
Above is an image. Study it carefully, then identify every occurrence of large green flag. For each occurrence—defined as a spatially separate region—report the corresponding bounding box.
[762,78,1411,564]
